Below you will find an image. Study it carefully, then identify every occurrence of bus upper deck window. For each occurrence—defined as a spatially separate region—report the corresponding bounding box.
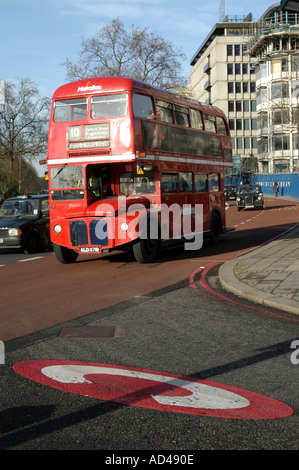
[133,94,154,119]
[174,106,189,127]
[190,109,203,130]
[216,116,228,135]
[156,100,173,124]
[204,114,216,133]
[91,94,128,119]
[54,98,87,122]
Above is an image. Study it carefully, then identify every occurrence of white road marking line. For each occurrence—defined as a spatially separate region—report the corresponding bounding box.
[17,257,44,262]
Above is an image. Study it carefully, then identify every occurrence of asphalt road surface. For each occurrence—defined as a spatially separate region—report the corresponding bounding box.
[1,198,299,452]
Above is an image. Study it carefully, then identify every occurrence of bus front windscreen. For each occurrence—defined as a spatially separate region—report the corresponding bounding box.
[50,165,84,200]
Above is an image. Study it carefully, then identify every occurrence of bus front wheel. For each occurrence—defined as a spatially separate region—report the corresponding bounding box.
[132,238,159,263]
[53,243,78,264]
[132,216,160,263]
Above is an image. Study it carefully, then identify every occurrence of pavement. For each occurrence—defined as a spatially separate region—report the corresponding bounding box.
[219,197,299,316]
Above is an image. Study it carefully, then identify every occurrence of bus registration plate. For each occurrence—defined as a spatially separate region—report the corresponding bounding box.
[80,247,100,252]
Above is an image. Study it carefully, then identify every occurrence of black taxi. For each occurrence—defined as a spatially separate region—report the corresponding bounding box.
[0,194,50,253]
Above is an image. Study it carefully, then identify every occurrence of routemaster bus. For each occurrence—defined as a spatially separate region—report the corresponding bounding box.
[45,77,232,263]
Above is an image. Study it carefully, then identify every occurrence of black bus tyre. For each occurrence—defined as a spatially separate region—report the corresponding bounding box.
[53,243,78,264]
[210,211,221,244]
[132,216,160,263]
[132,238,159,263]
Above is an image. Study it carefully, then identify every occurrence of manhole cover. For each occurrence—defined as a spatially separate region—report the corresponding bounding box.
[59,326,115,338]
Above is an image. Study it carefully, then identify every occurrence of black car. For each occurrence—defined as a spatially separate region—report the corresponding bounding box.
[236,184,264,211]
[0,194,50,253]
[224,184,237,200]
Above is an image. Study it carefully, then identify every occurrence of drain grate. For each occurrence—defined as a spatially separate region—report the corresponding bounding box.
[59,326,115,338]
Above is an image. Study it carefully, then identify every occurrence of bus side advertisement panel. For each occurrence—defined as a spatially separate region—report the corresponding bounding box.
[143,122,221,158]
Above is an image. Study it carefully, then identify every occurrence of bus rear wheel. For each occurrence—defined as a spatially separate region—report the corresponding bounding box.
[210,212,221,244]
[53,243,78,264]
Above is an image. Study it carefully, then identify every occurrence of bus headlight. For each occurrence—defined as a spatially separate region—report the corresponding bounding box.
[120,222,130,232]
[53,224,62,234]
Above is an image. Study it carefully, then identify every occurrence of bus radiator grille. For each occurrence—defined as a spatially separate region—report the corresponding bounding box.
[90,220,109,246]
[70,220,88,247]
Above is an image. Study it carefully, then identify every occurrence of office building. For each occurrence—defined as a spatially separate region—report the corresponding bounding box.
[189,2,299,174]
[189,13,258,174]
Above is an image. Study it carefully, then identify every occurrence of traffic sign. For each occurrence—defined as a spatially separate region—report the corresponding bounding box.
[13,360,293,419]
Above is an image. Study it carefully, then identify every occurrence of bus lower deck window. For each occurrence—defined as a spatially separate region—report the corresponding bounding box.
[120,173,156,195]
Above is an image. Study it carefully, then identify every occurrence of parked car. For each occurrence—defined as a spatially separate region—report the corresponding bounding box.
[0,194,50,253]
[224,184,237,200]
[236,184,264,211]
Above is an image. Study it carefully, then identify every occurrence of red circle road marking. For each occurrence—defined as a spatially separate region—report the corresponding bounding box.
[13,360,293,419]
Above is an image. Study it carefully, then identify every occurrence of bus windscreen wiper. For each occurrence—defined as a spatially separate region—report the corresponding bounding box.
[54,163,67,179]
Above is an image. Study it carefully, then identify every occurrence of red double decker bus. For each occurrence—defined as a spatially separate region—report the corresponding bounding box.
[46,77,232,263]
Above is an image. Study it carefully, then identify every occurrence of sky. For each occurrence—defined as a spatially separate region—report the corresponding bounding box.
[1,0,276,99]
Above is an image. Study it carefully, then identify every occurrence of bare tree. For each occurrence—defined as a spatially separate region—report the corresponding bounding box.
[0,78,50,192]
[64,18,187,90]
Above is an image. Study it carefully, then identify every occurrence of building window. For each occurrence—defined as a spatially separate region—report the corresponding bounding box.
[256,87,268,105]
[243,82,249,93]
[227,45,233,56]
[228,82,234,94]
[244,137,250,149]
[242,63,248,75]
[272,58,288,74]
[282,58,288,72]
[251,119,257,130]
[259,113,268,132]
[235,63,241,75]
[293,134,299,150]
[236,119,242,130]
[272,83,289,100]
[292,56,299,72]
[274,160,289,173]
[243,100,249,112]
[272,135,290,151]
[236,101,242,112]
[244,119,250,130]
[227,64,234,75]
[292,108,299,125]
[291,80,299,98]
[251,101,256,112]
[234,45,240,56]
[272,59,281,73]
[228,101,234,112]
[235,82,241,93]
[258,136,268,153]
[260,63,267,78]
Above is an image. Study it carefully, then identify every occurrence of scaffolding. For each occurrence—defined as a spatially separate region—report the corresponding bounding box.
[247,11,299,56]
